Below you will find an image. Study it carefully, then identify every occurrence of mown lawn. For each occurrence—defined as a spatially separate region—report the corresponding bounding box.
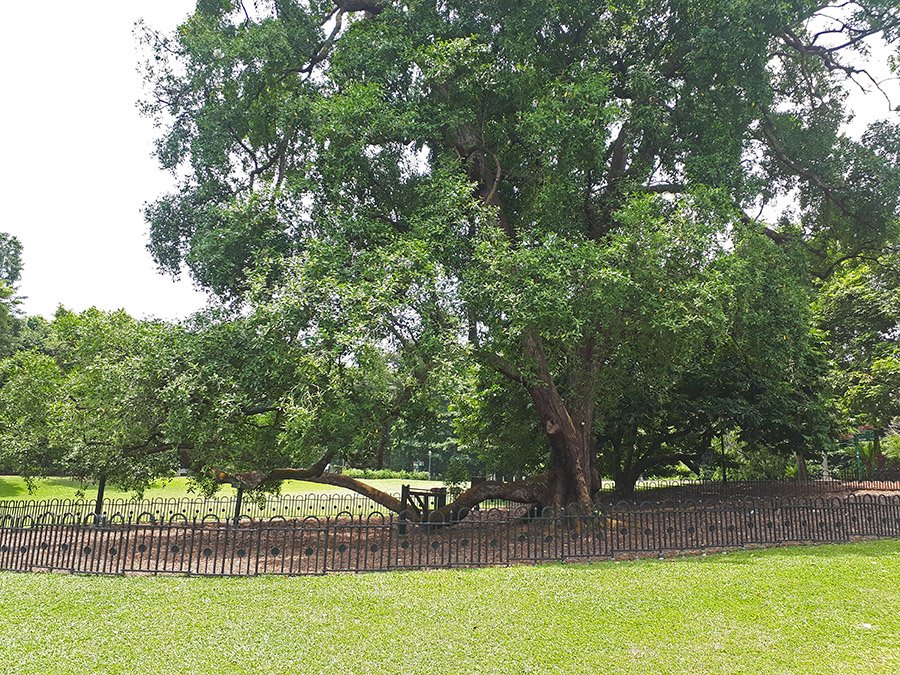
[0,540,897,674]
[0,475,443,502]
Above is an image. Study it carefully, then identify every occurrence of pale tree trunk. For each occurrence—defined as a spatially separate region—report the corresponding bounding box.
[572,397,600,495]
[375,422,390,470]
[794,451,809,481]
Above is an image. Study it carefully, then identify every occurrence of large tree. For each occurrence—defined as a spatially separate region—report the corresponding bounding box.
[142,1,900,513]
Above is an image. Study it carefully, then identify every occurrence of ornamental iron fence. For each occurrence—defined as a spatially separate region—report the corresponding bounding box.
[0,492,393,527]
[2,472,899,528]
[0,493,898,577]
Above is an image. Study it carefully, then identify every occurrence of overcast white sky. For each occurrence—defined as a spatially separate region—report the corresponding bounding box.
[0,3,896,321]
[0,1,201,320]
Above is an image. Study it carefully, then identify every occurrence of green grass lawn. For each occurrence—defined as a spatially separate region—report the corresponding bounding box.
[0,540,897,674]
[0,475,443,502]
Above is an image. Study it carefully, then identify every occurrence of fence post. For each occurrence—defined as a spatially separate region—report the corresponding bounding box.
[399,484,410,536]
[93,474,107,526]
[720,435,727,484]
[233,486,244,526]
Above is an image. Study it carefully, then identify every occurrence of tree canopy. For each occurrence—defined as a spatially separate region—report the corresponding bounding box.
[4,0,888,511]
[0,232,28,359]
[0,309,186,493]
[816,252,900,434]
[135,0,900,510]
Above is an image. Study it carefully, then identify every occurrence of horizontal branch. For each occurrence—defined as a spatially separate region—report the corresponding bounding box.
[214,454,555,523]
[642,182,685,193]
[428,476,548,522]
[306,473,404,513]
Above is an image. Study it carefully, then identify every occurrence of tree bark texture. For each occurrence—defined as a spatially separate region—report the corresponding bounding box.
[521,330,595,511]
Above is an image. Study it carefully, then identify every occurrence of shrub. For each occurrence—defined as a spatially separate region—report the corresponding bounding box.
[343,468,430,480]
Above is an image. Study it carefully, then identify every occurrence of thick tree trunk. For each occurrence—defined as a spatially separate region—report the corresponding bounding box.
[453,114,596,511]
[612,464,641,499]
[522,331,594,512]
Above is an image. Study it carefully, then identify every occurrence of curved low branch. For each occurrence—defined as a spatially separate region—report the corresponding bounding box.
[428,475,548,522]
[215,452,334,489]
[306,473,404,513]
[215,452,554,523]
[214,454,402,515]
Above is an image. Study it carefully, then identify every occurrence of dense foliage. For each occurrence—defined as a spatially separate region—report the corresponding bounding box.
[137,0,900,508]
[0,310,186,492]
[2,2,899,508]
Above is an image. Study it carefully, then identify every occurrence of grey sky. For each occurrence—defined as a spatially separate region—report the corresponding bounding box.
[0,3,896,320]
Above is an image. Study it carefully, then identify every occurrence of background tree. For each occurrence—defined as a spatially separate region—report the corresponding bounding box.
[0,233,24,358]
[0,233,23,289]
[142,1,900,513]
[816,251,900,458]
[0,309,188,495]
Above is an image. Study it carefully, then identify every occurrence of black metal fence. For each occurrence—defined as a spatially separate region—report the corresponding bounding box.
[0,492,396,526]
[604,471,900,501]
[3,473,899,528]
[0,493,898,576]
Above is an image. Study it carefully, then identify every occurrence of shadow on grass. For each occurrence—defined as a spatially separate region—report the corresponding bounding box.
[0,476,96,500]
[0,477,26,498]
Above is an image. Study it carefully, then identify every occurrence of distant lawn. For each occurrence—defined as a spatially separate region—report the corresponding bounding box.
[0,540,897,674]
[0,475,444,502]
